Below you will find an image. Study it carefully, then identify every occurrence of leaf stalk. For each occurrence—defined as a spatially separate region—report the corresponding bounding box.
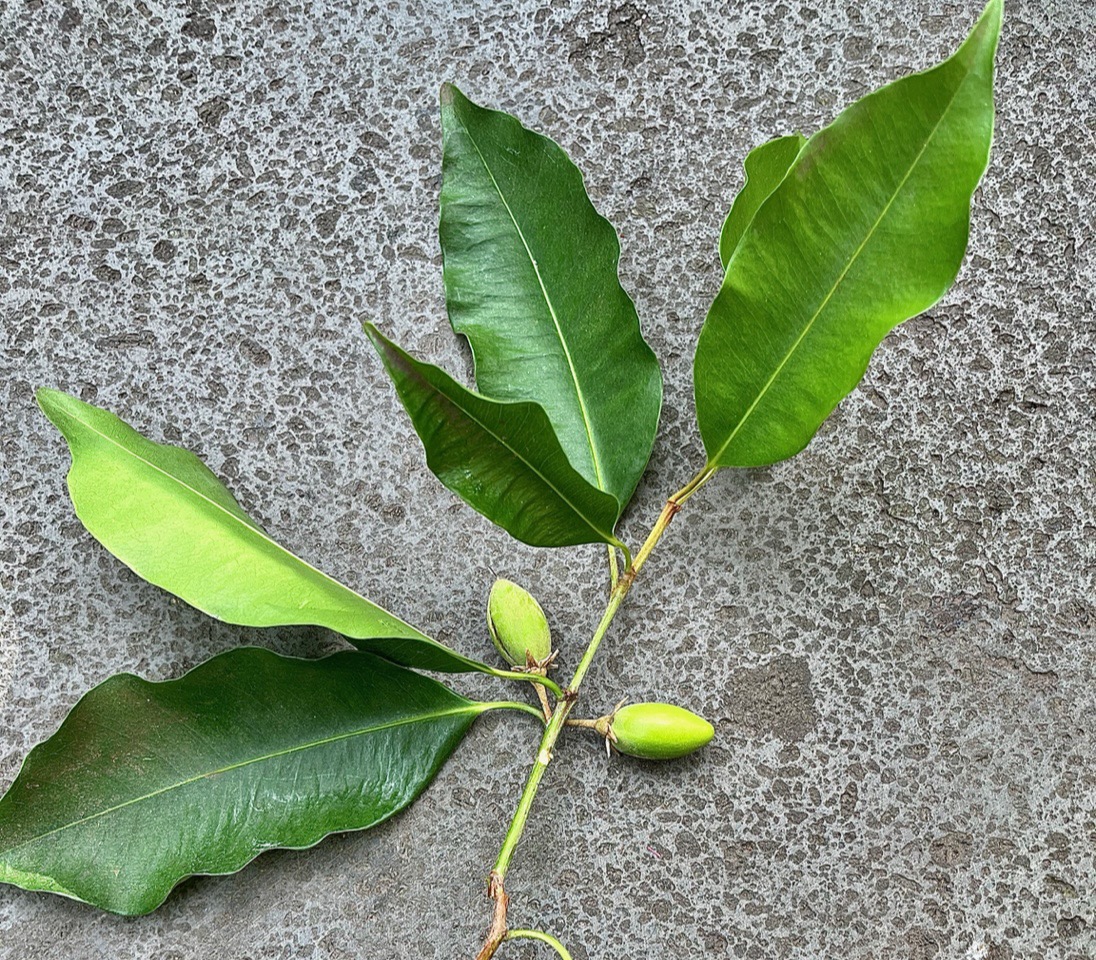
[482,701,550,725]
[506,929,574,960]
[487,666,565,700]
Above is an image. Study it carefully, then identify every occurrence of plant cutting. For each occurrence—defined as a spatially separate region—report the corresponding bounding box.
[0,2,1002,957]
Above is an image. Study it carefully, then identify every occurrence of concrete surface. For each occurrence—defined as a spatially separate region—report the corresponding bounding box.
[1,1,1093,958]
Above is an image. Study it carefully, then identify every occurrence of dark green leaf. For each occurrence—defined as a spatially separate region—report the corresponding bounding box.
[365,324,623,550]
[718,134,807,270]
[695,0,1001,468]
[0,648,487,914]
[439,83,662,514]
[36,388,484,674]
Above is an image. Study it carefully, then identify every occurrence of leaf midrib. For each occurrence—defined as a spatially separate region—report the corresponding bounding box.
[707,70,970,467]
[59,402,425,640]
[455,116,609,498]
[398,346,620,547]
[1,704,483,855]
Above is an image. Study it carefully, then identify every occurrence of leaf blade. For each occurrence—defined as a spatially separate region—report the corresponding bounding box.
[440,83,662,513]
[36,388,484,673]
[365,324,622,549]
[695,0,1001,468]
[718,134,808,270]
[0,648,484,914]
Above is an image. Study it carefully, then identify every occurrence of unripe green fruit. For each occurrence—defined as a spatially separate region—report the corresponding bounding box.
[599,703,714,760]
[487,578,552,667]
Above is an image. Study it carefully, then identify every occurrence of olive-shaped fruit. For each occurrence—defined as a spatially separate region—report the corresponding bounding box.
[599,703,714,760]
[487,578,552,667]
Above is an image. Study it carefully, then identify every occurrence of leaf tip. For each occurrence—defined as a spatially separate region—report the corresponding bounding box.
[363,324,408,380]
[439,82,460,107]
[362,321,388,354]
[35,386,73,424]
[971,0,1004,47]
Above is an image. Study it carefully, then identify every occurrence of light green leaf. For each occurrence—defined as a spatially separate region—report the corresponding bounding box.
[36,389,481,674]
[695,0,1001,468]
[719,134,807,270]
[0,648,494,914]
[365,324,624,551]
[439,83,662,515]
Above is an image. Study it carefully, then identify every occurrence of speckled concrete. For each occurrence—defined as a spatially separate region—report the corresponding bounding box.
[1,1,1093,958]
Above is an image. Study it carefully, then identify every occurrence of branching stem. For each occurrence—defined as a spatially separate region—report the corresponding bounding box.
[474,465,716,959]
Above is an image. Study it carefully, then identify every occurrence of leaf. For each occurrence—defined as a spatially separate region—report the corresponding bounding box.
[694,0,1001,468]
[0,648,489,914]
[718,134,807,270]
[439,83,662,514]
[36,388,482,674]
[365,324,623,550]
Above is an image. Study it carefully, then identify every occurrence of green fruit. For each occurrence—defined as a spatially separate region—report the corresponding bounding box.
[487,578,552,667]
[603,703,714,760]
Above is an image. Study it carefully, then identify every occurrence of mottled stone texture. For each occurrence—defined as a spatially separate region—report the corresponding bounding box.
[1,1,1093,958]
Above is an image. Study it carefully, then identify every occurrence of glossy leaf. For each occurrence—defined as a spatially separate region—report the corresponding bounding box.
[439,83,662,515]
[718,134,807,270]
[0,648,489,914]
[365,324,623,550]
[695,0,1001,468]
[36,388,485,674]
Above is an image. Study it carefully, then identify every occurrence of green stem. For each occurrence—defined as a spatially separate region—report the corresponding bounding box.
[625,466,717,579]
[506,929,574,960]
[493,601,618,878]
[559,578,627,693]
[490,465,717,882]
[493,582,631,881]
[482,701,550,724]
[606,544,619,590]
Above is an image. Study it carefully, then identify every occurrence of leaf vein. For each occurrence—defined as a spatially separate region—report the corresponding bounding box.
[456,117,608,495]
[708,73,968,466]
[402,349,618,546]
[56,403,422,639]
[1,705,482,855]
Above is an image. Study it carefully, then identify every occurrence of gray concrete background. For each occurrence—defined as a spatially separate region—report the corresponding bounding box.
[1,1,1093,958]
